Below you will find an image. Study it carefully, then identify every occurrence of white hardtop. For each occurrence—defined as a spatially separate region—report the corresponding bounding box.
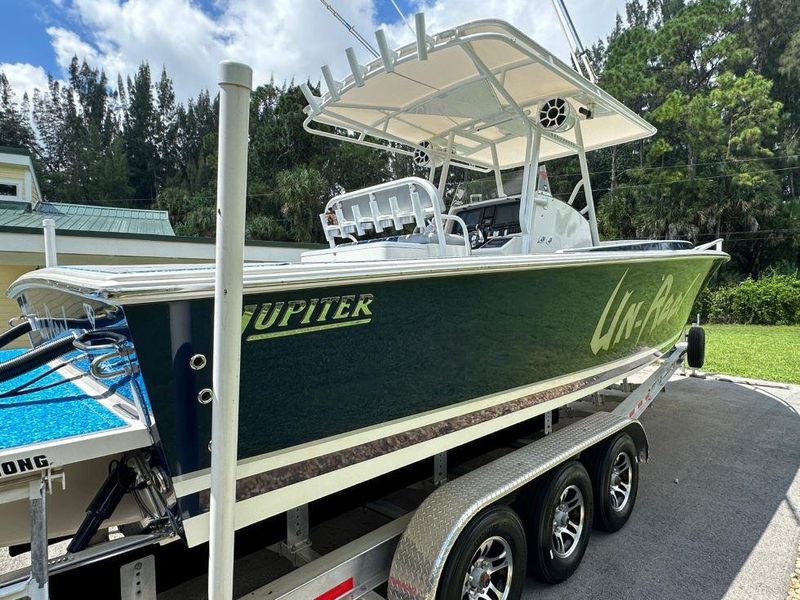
[303,18,656,171]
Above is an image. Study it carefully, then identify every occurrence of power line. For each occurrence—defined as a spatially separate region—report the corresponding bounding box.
[591,165,800,193]
[47,158,800,205]
[546,152,800,181]
[697,228,800,237]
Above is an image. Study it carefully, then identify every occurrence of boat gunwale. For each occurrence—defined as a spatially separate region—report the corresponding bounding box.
[8,249,729,305]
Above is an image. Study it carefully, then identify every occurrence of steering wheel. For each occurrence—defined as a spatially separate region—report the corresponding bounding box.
[469,226,486,249]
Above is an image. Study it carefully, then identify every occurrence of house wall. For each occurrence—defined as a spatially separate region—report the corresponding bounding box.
[0,264,33,347]
[0,232,318,348]
[0,163,29,204]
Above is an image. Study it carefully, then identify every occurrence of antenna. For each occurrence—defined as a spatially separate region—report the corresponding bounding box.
[318,0,380,59]
[551,0,597,83]
[389,0,415,37]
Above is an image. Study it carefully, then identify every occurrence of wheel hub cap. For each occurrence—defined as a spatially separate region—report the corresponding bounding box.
[551,485,585,559]
[461,536,513,600]
[609,452,633,512]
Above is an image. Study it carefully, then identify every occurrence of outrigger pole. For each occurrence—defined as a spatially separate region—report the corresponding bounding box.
[318,0,380,59]
[208,60,252,600]
[551,0,598,83]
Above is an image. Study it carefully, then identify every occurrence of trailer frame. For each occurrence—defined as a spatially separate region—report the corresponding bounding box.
[241,343,686,600]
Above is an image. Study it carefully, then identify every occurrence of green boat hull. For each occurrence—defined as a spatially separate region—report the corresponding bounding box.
[123,254,723,481]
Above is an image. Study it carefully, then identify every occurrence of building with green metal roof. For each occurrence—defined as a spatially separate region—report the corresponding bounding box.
[0,147,322,347]
[0,201,176,236]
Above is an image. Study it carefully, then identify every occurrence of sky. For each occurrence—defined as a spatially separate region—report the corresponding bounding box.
[0,0,628,103]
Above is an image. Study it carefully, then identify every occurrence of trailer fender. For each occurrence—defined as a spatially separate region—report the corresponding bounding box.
[386,411,641,600]
[622,421,649,463]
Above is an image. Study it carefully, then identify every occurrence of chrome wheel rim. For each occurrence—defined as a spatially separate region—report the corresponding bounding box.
[609,452,633,512]
[461,536,513,600]
[551,484,585,559]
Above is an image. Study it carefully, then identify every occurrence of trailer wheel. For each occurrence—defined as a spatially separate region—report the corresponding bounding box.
[686,325,705,368]
[522,461,592,583]
[589,433,639,532]
[437,505,526,600]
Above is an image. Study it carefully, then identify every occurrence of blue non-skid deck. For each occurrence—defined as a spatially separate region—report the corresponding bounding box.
[0,349,127,451]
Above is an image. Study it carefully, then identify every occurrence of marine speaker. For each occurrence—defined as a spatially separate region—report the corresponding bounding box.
[413,140,433,167]
[537,97,577,132]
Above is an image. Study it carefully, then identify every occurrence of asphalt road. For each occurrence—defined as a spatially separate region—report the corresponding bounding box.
[2,374,798,599]
[525,375,800,600]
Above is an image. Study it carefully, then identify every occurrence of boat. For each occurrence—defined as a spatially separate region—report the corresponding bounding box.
[0,17,727,555]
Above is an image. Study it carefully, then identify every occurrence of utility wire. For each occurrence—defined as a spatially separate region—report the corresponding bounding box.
[546,152,800,181]
[57,156,800,205]
[591,165,800,193]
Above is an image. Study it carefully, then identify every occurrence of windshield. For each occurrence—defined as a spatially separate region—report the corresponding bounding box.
[452,166,550,207]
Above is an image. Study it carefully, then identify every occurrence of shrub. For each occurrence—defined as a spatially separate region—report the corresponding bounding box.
[703,273,800,325]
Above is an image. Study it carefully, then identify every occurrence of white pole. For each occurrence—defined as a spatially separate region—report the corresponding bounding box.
[519,128,541,254]
[208,60,252,600]
[573,119,601,246]
[42,218,57,267]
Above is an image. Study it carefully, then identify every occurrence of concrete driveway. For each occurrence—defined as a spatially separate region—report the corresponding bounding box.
[525,375,800,600]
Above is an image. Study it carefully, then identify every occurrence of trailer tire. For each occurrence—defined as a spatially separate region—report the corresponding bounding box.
[437,505,526,600]
[687,325,705,368]
[521,460,592,584]
[589,433,639,532]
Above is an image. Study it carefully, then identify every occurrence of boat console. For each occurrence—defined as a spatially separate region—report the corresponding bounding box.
[302,174,594,262]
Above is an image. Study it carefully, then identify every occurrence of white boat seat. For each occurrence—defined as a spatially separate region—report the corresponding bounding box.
[319,177,446,247]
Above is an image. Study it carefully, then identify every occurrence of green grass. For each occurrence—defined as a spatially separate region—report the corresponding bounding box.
[702,324,800,384]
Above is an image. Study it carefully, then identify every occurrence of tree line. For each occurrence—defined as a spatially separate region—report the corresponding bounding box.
[0,0,798,278]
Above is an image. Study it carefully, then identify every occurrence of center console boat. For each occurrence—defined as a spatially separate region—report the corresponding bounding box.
[0,17,727,589]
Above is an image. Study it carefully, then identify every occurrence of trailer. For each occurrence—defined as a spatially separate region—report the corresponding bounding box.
[0,339,697,600]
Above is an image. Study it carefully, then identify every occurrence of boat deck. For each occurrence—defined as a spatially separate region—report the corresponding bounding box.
[0,349,153,469]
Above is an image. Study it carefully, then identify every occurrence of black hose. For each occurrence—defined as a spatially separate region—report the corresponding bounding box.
[0,320,32,348]
[0,332,80,383]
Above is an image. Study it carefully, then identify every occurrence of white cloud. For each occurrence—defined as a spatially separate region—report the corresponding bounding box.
[0,63,50,101]
[40,0,625,100]
[47,26,99,68]
[383,0,624,61]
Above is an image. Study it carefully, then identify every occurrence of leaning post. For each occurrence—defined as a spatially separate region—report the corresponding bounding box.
[208,60,252,600]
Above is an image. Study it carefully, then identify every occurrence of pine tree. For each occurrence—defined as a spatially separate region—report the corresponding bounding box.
[155,66,177,189]
[124,63,158,200]
[0,72,35,150]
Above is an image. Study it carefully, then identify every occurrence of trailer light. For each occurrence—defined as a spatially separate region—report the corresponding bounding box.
[315,577,354,600]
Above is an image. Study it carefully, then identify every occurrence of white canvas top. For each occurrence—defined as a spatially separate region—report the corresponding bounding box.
[304,19,656,169]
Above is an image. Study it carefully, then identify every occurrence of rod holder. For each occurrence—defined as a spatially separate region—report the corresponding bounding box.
[346,47,366,86]
[320,65,341,101]
[415,12,428,60]
[375,29,396,72]
[300,83,321,113]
